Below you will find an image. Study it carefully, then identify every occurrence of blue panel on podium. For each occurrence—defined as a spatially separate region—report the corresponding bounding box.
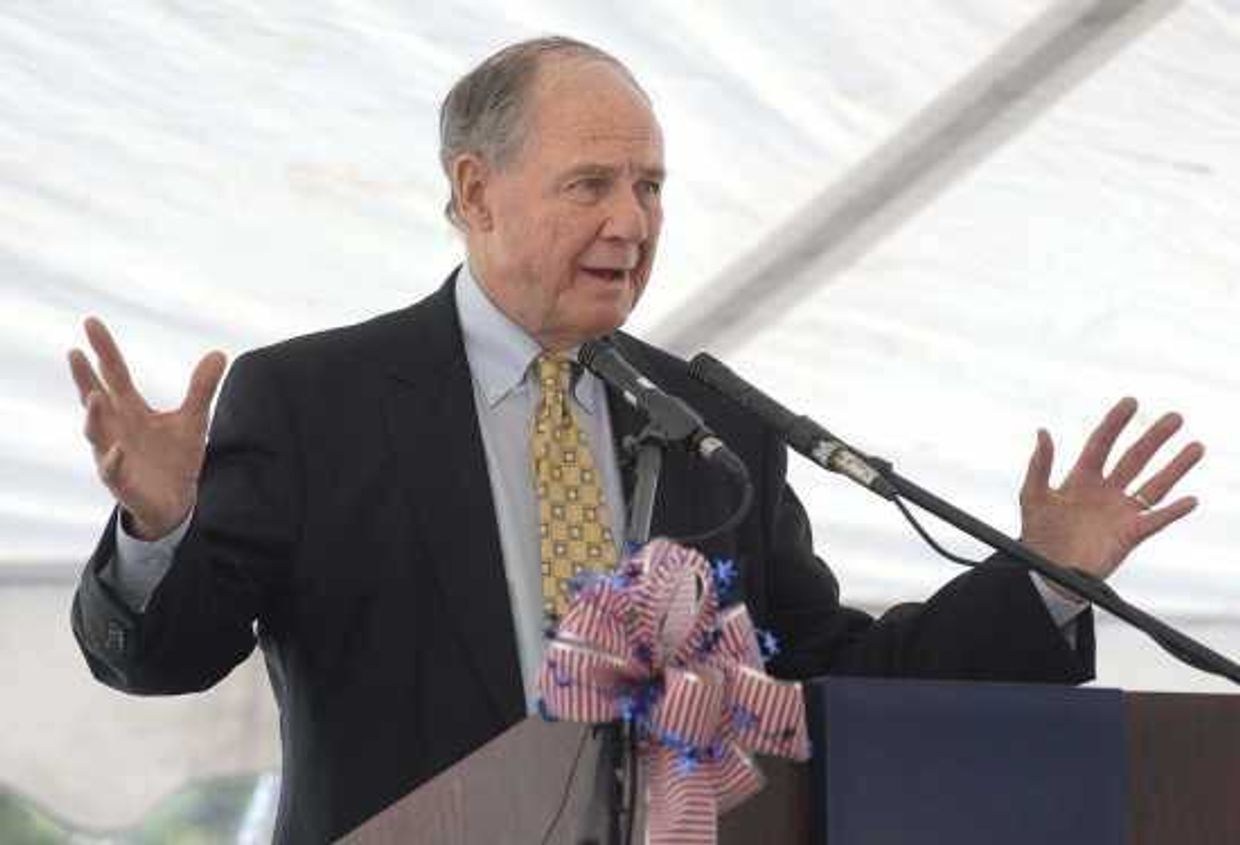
[805,678,1125,845]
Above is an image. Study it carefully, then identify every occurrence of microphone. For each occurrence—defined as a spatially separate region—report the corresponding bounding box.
[687,353,895,500]
[577,339,749,482]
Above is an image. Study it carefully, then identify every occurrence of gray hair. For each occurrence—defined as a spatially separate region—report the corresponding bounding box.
[438,36,648,227]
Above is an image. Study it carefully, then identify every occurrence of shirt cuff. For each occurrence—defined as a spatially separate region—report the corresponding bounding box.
[104,510,193,611]
[1030,570,1089,630]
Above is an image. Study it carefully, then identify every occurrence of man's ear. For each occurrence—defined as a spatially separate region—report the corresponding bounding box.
[451,153,493,231]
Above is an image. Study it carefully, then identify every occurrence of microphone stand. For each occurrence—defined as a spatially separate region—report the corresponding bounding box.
[625,432,663,549]
[607,422,674,845]
[865,456,1240,685]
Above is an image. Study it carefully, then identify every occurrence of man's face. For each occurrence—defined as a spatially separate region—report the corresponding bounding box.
[465,59,665,350]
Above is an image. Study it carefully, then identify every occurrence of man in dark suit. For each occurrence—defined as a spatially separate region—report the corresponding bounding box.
[68,37,1202,843]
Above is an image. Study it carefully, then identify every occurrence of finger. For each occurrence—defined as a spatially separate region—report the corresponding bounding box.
[180,351,228,417]
[83,390,113,450]
[1020,428,1053,505]
[1107,411,1183,489]
[84,317,139,399]
[1132,496,1198,546]
[1134,441,1205,506]
[68,348,104,406]
[1072,397,1138,476]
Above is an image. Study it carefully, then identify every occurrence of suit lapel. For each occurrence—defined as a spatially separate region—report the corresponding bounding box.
[383,274,524,724]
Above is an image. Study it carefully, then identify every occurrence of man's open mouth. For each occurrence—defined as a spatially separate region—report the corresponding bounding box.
[581,267,628,281]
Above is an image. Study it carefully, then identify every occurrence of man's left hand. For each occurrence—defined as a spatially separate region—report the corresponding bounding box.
[1019,396,1204,581]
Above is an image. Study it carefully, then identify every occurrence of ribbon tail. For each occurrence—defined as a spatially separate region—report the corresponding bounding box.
[645,746,718,845]
[714,747,765,816]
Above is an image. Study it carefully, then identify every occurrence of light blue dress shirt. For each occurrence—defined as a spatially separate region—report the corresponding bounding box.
[454,262,627,704]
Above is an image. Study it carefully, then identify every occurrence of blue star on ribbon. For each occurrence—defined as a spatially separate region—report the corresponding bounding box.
[756,628,781,662]
[711,557,739,604]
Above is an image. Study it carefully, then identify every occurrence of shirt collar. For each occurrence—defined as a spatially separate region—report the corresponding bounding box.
[455,261,602,413]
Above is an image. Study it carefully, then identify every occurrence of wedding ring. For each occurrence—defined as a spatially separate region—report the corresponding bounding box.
[1130,492,1152,510]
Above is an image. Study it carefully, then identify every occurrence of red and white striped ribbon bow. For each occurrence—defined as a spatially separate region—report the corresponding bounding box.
[536,538,811,845]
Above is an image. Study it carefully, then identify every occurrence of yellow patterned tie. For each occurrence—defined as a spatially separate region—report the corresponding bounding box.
[533,352,618,620]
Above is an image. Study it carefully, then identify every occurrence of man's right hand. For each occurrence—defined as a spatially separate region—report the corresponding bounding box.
[68,317,227,540]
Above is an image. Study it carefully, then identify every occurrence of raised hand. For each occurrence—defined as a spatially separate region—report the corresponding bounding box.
[68,318,227,540]
[1019,397,1204,581]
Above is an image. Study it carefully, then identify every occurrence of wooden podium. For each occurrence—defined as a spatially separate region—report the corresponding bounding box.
[340,680,1240,844]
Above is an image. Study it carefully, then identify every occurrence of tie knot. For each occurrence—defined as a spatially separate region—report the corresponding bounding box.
[535,352,573,396]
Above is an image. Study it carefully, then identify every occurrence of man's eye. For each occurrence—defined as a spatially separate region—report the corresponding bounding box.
[568,178,607,197]
[641,181,663,197]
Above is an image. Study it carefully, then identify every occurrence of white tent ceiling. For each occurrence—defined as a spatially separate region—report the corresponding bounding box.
[2,0,1238,640]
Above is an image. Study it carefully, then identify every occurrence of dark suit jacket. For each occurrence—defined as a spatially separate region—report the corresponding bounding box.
[72,271,1093,843]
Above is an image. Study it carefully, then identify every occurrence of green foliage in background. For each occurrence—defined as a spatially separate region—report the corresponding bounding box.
[0,772,273,844]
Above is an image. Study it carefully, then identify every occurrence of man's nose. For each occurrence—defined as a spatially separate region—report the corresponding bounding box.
[601,186,652,243]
